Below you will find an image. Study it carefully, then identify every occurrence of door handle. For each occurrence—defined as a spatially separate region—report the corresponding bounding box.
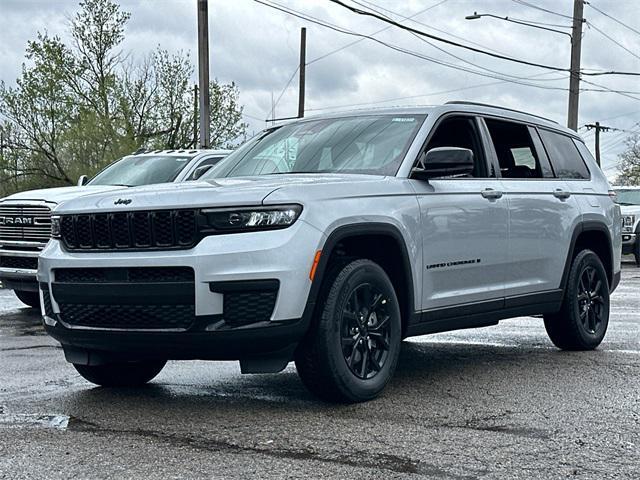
[553,189,571,200]
[481,188,503,200]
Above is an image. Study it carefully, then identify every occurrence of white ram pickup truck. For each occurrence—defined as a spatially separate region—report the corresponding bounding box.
[0,149,229,307]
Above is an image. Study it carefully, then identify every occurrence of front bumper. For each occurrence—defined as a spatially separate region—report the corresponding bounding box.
[38,220,325,362]
[0,254,39,291]
[622,232,636,255]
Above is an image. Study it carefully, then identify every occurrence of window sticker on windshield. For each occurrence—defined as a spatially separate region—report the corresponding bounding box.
[392,117,415,122]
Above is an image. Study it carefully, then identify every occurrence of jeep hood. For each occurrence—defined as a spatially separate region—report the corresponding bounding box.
[0,185,124,206]
[53,174,385,214]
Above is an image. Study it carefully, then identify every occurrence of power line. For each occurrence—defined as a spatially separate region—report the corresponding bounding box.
[308,0,449,65]
[271,65,299,114]
[356,0,514,57]
[255,0,573,91]
[306,74,561,112]
[511,0,574,20]
[328,0,568,72]
[580,78,640,103]
[254,0,640,114]
[351,0,571,84]
[327,0,640,77]
[586,1,640,37]
[585,20,640,62]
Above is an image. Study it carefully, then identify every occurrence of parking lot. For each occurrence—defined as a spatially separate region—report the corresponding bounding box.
[0,263,638,479]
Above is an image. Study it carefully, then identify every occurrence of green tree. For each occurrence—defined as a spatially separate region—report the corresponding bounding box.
[616,134,640,186]
[0,0,247,197]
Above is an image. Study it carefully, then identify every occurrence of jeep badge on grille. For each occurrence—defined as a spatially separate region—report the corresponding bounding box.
[114,198,132,206]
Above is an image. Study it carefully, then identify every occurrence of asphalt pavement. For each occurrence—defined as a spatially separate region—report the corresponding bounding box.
[1,262,639,479]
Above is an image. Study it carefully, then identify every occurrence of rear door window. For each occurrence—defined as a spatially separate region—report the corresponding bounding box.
[538,129,590,180]
[484,118,552,179]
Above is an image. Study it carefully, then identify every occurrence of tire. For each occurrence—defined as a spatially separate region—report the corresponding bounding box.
[295,259,402,403]
[74,360,166,387]
[14,290,40,309]
[543,249,610,350]
[634,241,640,267]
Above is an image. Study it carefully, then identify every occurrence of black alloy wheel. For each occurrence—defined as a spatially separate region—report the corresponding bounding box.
[295,259,402,402]
[341,283,392,380]
[544,249,610,350]
[576,265,606,335]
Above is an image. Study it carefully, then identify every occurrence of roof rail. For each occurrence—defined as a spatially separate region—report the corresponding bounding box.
[445,101,558,125]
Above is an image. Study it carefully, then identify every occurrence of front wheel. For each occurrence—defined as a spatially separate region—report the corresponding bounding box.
[295,259,402,403]
[543,249,610,350]
[14,290,40,309]
[74,360,167,387]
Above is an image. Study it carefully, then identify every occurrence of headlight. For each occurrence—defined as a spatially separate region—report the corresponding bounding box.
[51,215,61,238]
[200,205,302,233]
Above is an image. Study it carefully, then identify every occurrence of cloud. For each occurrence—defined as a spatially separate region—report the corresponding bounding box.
[1,0,639,171]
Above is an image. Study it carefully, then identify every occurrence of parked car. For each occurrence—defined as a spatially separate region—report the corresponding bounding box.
[611,186,640,266]
[39,103,620,402]
[0,149,230,307]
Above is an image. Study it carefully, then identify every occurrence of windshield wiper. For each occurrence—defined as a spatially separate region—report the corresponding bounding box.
[106,183,134,187]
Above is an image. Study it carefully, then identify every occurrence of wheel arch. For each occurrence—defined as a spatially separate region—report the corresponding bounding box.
[302,223,417,337]
[560,221,614,293]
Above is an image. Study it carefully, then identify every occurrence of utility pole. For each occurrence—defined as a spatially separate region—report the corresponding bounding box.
[585,122,611,166]
[567,0,585,131]
[197,0,211,148]
[297,27,307,118]
[193,84,198,148]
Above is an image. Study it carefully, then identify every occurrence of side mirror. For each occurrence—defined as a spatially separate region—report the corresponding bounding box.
[77,175,89,186]
[411,147,474,180]
[191,164,213,180]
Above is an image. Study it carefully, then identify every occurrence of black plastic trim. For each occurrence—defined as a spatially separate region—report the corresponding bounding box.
[301,222,416,333]
[406,289,563,337]
[559,221,614,293]
[46,316,308,363]
[0,277,39,292]
[209,279,280,293]
[52,282,194,305]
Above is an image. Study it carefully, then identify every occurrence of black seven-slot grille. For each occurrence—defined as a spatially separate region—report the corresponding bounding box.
[60,209,198,251]
[51,267,197,330]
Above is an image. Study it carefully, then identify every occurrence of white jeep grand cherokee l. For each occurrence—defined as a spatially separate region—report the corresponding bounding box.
[39,103,621,402]
[0,149,229,307]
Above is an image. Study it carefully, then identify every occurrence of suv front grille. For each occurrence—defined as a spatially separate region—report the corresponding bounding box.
[58,304,195,330]
[51,266,197,330]
[0,204,52,243]
[55,267,194,283]
[60,210,198,251]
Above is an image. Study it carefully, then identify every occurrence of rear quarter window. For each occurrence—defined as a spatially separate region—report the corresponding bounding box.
[539,129,590,180]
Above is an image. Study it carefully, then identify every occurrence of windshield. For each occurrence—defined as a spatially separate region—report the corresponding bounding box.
[89,155,193,186]
[615,189,640,206]
[205,114,426,179]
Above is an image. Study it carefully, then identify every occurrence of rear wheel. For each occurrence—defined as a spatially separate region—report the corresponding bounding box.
[544,249,609,350]
[295,259,401,403]
[74,360,166,387]
[14,290,40,309]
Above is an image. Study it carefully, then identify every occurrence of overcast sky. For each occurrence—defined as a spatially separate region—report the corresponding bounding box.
[1,0,639,176]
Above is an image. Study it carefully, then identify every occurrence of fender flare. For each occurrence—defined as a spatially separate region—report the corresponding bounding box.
[300,222,417,332]
[559,221,614,292]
